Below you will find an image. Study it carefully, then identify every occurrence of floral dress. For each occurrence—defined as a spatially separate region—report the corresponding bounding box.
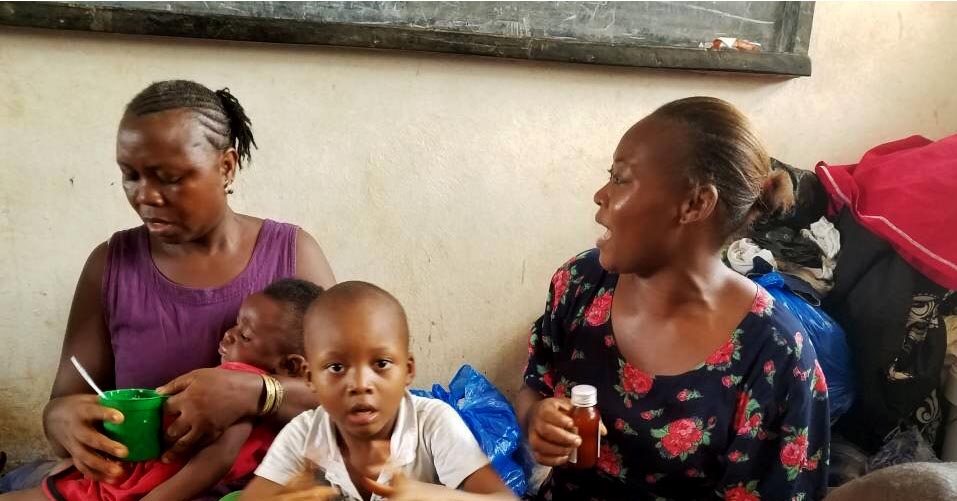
[524,250,830,501]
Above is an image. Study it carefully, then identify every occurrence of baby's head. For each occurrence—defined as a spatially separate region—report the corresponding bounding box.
[303,281,414,441]
[219,278,324,376]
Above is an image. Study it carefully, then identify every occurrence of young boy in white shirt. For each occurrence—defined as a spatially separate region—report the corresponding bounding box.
[241,281,516,501]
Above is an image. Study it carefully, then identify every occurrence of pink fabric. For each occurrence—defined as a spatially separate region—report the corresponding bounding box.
[815,134,957,289]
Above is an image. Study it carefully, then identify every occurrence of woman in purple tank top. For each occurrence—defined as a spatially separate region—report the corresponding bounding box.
[40,81,336,486]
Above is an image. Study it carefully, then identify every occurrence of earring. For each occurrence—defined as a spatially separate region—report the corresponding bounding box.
[225,181,234,195]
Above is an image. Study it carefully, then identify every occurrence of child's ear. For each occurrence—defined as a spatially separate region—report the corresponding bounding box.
[278,354,309,378]
[405,355,416,386]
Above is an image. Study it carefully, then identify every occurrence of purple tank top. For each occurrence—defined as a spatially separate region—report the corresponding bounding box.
[102,219,298,389]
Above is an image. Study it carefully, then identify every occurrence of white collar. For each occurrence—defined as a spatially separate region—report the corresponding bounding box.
[306,391,419,501]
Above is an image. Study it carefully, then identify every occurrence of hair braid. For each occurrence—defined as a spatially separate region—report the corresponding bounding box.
[125,80,257,169]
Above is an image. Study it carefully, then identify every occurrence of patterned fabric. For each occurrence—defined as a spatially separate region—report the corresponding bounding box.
[824,209,952,453]
[524,250,830,500]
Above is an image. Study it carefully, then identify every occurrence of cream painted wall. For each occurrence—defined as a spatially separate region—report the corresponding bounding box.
[2,2,957,463]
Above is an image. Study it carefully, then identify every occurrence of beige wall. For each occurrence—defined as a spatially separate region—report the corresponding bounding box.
[2,2,957,462]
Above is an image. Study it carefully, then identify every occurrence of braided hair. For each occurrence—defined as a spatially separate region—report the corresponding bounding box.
[124,80,257,169]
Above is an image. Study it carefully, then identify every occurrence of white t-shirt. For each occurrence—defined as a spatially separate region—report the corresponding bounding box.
[255,392,491,501]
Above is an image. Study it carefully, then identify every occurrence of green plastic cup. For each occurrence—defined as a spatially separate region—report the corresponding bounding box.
[99,388,167,462]
[219,492,242,501]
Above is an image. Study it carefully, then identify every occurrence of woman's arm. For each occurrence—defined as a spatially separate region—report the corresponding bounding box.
[269,376,319,423]
[48,243,115,399]
[48,243,113,401]
[515,386,544,431]
[42,242,128,482]
[263,228,333,420]
[156,369,319,462]
[295,228,335,289]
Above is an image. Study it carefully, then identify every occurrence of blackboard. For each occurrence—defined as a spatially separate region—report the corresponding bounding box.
[0,1,814,76]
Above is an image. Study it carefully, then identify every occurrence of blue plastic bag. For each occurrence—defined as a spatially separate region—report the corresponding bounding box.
[412,365,529,496]
[754,272,856,420]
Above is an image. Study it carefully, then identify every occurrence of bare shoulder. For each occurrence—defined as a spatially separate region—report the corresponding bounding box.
[294,227,335,288]
[79,241,110,290]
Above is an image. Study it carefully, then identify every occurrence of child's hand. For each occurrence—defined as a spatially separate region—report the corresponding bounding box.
[363,468,518,501]
[265,486,339,501]
[388,480,461,501]
[363,471,478,501]
[265,468,341,501]
[363,471,455,501]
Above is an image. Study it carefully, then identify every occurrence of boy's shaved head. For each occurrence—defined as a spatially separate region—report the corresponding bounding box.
[305,281,409,351]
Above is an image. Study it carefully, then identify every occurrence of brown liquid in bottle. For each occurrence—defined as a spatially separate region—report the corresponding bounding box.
[568,385,600,470]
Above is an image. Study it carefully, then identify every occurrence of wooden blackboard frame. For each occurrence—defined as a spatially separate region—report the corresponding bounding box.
[0,1,814,76]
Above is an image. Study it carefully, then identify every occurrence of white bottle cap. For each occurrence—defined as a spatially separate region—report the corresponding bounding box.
[570,385,597,407]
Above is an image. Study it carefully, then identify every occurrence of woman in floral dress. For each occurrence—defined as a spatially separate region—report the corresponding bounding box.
[518,98,829,501]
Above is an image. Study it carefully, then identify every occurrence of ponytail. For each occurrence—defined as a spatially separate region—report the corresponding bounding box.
[215,87,257,169]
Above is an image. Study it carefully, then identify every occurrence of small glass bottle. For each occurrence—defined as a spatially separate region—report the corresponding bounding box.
[568,384,600,469]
